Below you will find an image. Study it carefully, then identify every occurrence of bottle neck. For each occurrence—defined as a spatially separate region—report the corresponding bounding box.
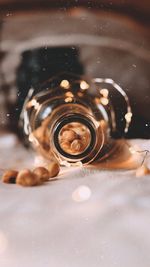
[49,104,105,165]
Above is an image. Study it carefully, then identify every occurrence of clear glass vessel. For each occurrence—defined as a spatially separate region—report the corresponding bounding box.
[20,73,132,166]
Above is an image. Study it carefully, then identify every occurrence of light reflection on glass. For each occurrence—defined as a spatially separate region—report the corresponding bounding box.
[125,112,132,123]
[27,99,40,110]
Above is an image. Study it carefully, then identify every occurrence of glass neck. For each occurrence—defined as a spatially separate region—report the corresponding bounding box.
[48,104,105,165]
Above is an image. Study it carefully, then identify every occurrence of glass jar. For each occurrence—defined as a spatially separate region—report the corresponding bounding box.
[20,72,132,166]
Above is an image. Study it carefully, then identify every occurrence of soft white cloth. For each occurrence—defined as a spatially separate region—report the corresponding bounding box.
[0,134,150,267]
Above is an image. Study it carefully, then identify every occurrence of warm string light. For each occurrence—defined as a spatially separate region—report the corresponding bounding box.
[60,79,70,89]
[80,80,89,90]
[100,97,109,106]
[65,92,74,97]
[100,88,109,98]
[94,78,133,134]
[125,141,150,166]
[65,97,73,103]
[137,150,150,166]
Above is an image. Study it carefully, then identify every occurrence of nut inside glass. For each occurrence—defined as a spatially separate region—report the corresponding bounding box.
[58,122,92,156]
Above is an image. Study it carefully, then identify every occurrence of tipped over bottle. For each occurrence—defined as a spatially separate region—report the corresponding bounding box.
[20,73,132,166]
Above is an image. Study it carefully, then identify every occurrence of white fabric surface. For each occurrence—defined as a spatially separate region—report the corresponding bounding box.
[0,134,150,267]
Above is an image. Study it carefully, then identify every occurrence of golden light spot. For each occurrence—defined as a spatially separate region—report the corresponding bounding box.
[125,112,132,123]
[65,92,74,97]
[78,92,84,97]
[129,144,139,155]
[65,97,73,103]
[72,185,91,202]
[80,81,89,90]
[100,97,109,106]
[60,80,70,89]
[129,146,136,154]
[100,88,109,98]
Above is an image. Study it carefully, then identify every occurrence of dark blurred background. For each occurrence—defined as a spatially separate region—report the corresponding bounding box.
[0,0,149,138]
[0,0,149,23]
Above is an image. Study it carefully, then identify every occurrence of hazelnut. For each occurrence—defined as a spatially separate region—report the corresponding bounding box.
[61,130,77,142]
[60,141,70,151]
[73,127,83,136]
[71,139,82,152]
[16,169,40,186]
[47,161,60,178]
[2,170,18,184]
[136,165,150,177]
[33,167,49,182]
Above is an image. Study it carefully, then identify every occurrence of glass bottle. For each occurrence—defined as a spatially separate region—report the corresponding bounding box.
[20,73,132,166]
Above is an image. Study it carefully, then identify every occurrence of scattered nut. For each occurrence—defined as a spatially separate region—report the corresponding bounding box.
[2,160,61,187]
[136,165,150,177]
[47,161,60,178]
[16,169,41,186]
[2,170,18,184]
[33,167,49,182]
